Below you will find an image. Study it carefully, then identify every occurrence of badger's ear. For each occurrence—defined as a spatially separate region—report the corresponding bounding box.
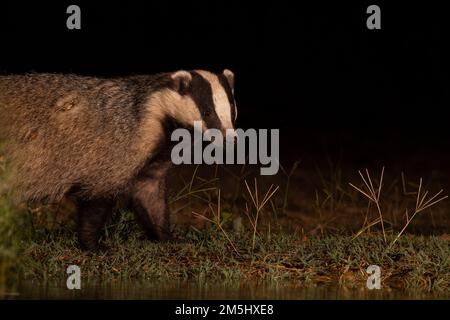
[223,69,234,90]
[171,70,192,95]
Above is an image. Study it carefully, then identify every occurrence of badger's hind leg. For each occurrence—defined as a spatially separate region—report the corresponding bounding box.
[131,176,171,242]
[77,198,113,251]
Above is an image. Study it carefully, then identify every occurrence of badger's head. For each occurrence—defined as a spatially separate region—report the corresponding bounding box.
[164,69,237,139]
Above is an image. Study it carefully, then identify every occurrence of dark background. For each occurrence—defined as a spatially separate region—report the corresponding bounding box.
[1,1,449,166]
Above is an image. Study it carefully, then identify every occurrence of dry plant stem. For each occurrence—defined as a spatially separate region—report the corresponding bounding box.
[390,178,448,248]
[170,165,217,205]
[244,178,279,253]
[192,189,240,256]
[351,217,381,240]
[349,167,386,243]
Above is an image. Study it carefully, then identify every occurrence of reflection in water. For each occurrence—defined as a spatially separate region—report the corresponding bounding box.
[2,280,448,300]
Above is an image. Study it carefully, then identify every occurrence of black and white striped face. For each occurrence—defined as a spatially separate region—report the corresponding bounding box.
[168,69,237,136]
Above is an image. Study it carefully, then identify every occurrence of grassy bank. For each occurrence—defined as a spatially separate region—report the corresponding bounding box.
[1,221,449,296]
[1,209,449,293]
[0,148,449,294]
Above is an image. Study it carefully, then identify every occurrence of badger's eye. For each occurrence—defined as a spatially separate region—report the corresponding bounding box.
[203,110,211,117]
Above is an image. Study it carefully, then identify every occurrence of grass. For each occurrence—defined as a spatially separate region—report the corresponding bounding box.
[390,177,448,247]
[242,179,279,252]
[349,168,448,247]
[5,223,450,293]
[350,167,387,242]
[0,148,449,295]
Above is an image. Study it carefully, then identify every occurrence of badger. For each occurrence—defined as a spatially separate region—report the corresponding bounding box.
[0,69,237,251]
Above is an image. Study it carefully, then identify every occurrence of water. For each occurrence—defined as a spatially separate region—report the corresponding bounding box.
[2,280,448,300]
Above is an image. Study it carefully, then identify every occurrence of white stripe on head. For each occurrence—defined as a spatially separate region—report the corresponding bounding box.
[195,70,234,131]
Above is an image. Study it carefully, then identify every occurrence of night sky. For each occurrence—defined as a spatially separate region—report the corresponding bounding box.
[1,1,449,164]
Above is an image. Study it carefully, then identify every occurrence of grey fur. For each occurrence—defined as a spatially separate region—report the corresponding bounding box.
[0,70,237,250]
[0,72,208,201]
[1,74,157,201]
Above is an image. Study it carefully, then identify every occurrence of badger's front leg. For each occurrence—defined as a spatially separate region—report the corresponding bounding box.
[77,198,113,251]
[131,163,172,241]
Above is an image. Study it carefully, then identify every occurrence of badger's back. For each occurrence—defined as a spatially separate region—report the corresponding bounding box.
[0,73,168,202]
